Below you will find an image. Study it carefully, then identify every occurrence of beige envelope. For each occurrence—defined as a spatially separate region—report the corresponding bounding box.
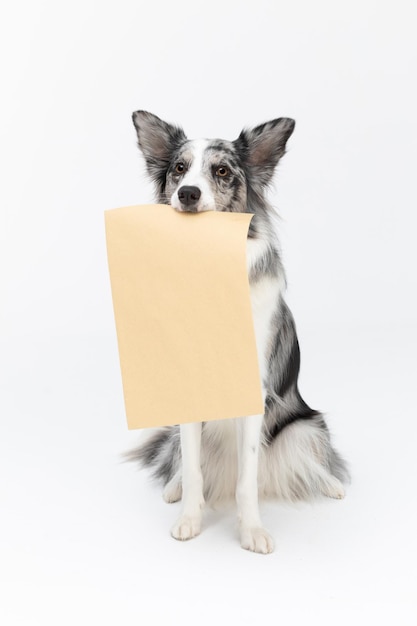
[105,204,263,429]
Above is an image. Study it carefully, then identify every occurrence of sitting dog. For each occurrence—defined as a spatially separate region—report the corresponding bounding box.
[128,110,349,554]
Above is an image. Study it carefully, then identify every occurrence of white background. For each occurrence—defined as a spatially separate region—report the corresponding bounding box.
[1,1,416,624]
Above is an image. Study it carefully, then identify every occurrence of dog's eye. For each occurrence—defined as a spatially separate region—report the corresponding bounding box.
[175,162,185,174]
[216,166,229,178]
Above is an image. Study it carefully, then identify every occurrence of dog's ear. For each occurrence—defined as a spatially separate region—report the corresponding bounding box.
[132,111,187,184]
[234,118,295,184]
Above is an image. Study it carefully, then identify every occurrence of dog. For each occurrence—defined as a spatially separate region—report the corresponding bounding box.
[127,110,349,554]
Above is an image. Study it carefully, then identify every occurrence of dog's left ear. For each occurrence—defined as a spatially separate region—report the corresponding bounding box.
[234,118,295,183]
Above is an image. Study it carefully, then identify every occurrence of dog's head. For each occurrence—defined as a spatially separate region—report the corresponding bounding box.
[132,111,295,214]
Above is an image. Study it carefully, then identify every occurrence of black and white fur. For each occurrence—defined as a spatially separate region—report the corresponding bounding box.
[128,111,349,554]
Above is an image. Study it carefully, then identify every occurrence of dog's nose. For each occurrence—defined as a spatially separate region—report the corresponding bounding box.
[177,186,201,209]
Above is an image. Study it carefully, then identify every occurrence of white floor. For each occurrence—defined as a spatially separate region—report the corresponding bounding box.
[1,322,416,625]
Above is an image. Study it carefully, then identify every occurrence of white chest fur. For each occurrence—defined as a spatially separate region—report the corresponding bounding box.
[246,238,283,385]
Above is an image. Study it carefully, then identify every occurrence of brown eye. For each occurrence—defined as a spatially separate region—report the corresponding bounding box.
[216,166,229,177]
[175,162,185,174]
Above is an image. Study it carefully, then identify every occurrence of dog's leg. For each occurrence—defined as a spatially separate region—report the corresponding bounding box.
[236,413,274,554]
[171,422,205,541]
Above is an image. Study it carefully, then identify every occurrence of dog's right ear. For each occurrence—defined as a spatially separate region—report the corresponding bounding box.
[132,111,187,185]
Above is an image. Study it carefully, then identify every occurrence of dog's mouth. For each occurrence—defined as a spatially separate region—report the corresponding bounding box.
[175,205,214,213]
[176,206,199,213]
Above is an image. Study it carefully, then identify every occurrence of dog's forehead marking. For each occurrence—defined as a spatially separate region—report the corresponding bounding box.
[206,140,241,169]
[206,139,235,153]
[180,139,209,168]
[179,138,236,167]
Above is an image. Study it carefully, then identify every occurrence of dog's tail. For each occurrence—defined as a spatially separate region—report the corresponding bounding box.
[125,426,182,485]
[259,412,350,501]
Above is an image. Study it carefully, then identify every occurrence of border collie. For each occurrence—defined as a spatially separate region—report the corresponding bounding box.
[127,111,349,554]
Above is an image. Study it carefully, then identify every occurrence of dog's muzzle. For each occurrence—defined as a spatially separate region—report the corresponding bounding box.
[177,186,201,212]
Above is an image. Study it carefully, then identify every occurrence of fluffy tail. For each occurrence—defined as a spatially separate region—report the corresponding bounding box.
[125,426,182,485]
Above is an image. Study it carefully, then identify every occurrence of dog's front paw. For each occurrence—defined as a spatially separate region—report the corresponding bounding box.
[240,526,275,554]
[171,514,202,541]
